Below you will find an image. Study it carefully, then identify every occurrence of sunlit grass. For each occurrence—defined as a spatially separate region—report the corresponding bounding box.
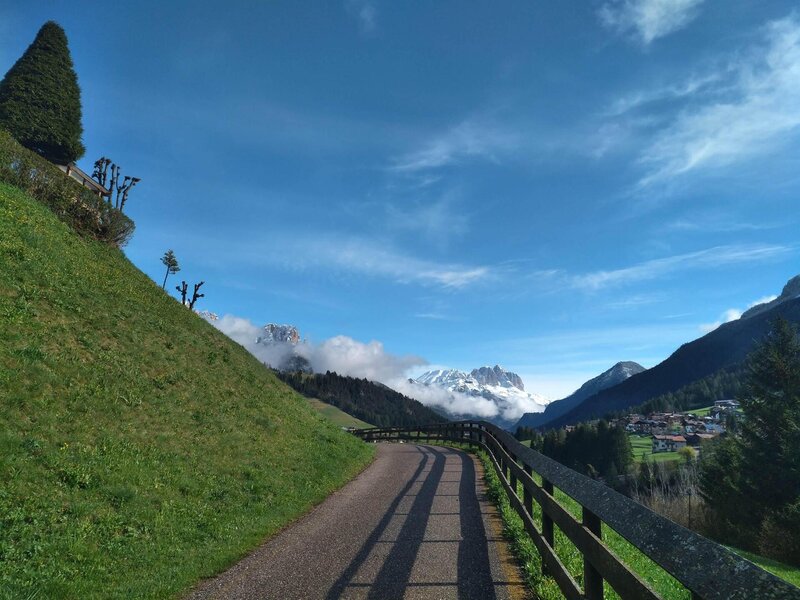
[0,183,374,598]
[307,397,374,428]
[630,435,681,463]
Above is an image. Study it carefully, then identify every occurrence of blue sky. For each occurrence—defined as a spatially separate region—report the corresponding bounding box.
[3,1,799,399]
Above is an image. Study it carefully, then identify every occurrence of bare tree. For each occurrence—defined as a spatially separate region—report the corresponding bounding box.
[91,157,141,212]
[91,157,111,188]
[175,280,205,309]
[188,281,205,310]
[175,281,188,305]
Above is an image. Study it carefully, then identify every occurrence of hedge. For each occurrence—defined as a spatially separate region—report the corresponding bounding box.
[0,129,134,246]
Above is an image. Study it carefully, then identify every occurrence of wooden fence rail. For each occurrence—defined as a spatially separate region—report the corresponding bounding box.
[351,421,800,600]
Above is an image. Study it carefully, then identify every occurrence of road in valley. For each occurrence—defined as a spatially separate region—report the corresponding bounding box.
[188,444,528,599]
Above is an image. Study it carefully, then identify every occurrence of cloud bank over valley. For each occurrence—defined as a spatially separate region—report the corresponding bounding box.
[204,313,547,423]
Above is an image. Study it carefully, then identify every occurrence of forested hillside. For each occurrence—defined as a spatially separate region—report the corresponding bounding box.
[276,370,447,428]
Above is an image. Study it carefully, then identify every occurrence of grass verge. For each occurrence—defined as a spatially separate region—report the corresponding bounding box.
[455,444,689,599]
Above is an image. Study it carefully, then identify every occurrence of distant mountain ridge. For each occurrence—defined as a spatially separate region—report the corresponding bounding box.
[514,361,645,430]
[412,365,548,428]
[547,278,800,428]
[741,275,800,319]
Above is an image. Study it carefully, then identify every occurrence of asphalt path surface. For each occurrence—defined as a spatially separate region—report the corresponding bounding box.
[188,444,528,599]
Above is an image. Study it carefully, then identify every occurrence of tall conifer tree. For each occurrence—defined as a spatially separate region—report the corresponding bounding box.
[0,21,85,164]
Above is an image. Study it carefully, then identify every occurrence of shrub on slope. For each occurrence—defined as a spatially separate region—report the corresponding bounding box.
[0,182,373,598]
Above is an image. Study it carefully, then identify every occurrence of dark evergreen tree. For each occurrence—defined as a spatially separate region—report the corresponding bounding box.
[275,370,446,428]
[700,318,800,563]
[0,21,85,163]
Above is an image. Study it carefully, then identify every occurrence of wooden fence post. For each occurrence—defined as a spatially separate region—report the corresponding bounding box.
[523,464,533,519]
[509,452,518,496]
[542,478,554,575]
[583,507,603,599]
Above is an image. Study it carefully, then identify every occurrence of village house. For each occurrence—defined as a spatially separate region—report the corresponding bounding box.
[652,434,687,453]
[686,432,717,447]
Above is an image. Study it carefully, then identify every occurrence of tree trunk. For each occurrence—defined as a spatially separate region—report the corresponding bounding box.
[162,267,169,290]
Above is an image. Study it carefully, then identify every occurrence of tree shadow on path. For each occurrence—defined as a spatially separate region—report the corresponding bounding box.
[326,445,498,599]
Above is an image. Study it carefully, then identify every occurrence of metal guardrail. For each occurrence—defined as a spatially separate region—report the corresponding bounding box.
[352,421,800,600]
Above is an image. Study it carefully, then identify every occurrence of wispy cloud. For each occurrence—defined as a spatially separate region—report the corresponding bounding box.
[384,192,470,245]
[414,312,457,321]
[605,293,663,309]
[599,0,705,45]
[345,0,377,35]
[663,217,779,234]
[607,73,723,117]
[241,235,492,289]
[390,119,518,172]
[570,244,792,290]
[638,13,800,186]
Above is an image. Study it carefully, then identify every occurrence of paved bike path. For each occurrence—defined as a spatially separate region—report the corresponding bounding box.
[188,444,528,599]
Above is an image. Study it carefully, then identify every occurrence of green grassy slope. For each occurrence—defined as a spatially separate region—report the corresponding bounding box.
[307,398,374,428]
[0,183,374,599]
[630,435,681,463]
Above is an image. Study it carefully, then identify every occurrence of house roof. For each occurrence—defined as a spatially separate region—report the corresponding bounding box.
[653,434,686,442]
[58,162,111,196]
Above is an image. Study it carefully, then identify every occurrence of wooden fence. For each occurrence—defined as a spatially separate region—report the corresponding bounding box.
[352,421,800,600]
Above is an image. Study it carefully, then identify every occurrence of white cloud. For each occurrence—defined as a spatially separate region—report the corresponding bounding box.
[748,294,779,308]
[345,0,377,34]
[699,294,779,332]
[638,13,800,185]
[298,335,425,382]
[391,379,502,419]
[391,119,518,172]
[211,315,297,367]
[570,244,791,291]
[699,308,742,333]
[599,0,705,45]
[205,313,511,420]
[208,314,424,380]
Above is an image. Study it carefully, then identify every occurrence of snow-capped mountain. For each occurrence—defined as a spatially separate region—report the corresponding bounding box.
[412,365,548,429]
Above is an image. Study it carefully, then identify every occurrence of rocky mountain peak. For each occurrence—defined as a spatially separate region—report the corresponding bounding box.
[469,365,525,391]
[257,323,300,345]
